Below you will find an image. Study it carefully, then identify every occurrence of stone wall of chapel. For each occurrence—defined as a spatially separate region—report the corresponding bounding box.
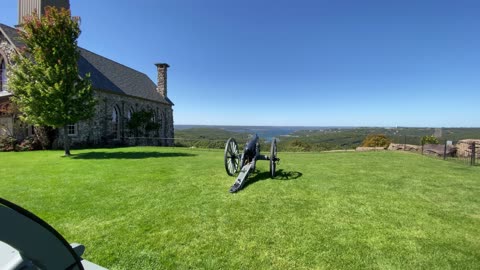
[56,90,174,147]
[1,33,17,96]
[0,34,16,65]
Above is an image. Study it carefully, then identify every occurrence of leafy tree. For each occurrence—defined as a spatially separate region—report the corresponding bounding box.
[8,7,96,156]
[421,135,439,145]
[126,110,159,137]
[361,134,391,148]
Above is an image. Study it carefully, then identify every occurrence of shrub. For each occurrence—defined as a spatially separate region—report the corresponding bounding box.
[421,135,439,145]
[0,136,18,152]
[16,137,39,151]
[361,134,391,148]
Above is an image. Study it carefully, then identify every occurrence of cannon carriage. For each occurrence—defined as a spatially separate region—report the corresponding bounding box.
[224,134,280,193]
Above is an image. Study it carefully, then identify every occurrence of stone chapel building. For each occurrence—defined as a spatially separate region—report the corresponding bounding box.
[0,0,174,147]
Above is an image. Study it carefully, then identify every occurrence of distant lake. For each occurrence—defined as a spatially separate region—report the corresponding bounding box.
[175,125,353,141]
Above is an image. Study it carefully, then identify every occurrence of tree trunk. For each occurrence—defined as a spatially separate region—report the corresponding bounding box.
[63,125,71,156]
[34,126,56,150]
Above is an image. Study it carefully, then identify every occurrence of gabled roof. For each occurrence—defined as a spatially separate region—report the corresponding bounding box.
[78,48,172,105]
[0,23,173,105]
[0,23,23,49]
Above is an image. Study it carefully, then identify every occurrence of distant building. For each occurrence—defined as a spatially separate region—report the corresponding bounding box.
[0,0,174,147]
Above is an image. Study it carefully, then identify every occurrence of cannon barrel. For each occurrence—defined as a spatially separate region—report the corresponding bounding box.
[244,135,259,158]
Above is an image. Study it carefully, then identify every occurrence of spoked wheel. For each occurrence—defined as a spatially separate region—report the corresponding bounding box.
[224,138,240,176]
[270,138,278,178]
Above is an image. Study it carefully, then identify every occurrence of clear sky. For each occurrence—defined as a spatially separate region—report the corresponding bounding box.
[1,0,479,127]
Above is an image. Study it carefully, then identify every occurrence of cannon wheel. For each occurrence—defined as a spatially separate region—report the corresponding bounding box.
[270,138,277,178]
[224,138,240,176]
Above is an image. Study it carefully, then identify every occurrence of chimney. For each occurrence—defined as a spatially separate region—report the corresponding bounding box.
[155,63,169,98]
[18,0,71,26]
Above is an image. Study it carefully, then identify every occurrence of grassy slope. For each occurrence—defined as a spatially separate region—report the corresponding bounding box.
[1,148,479,269]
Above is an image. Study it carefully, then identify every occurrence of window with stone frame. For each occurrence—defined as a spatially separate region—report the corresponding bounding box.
[0,57,6,92]
[127,107,134,120]
[151,110,156,123]
[28,125,35,137]
[67,124,77,136]
[112,105,120,138]
[126,107,134,136]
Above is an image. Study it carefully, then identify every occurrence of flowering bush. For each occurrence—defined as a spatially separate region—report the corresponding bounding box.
[0,136,17,151]
[0,136,42,151]
[16,136,41,151]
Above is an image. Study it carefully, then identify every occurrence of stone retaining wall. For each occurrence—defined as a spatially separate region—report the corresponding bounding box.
[456,139,480,158]
[388,143,421,152]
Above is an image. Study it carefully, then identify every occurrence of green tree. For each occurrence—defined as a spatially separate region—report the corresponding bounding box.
[361,134,391,148]
[8,7,95,156]
[421,135,439,145]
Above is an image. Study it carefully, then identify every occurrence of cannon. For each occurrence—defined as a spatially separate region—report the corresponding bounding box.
[0,198,107,270]
[224,134,280,193]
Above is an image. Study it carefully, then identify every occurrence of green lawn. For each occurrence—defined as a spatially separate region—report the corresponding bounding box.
[1,147,479,269]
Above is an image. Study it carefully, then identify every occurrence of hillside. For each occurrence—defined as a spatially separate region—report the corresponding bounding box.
[174,127,480,151]
[175,128,250,148]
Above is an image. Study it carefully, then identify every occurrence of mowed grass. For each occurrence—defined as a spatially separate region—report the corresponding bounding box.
[1,147,480,269]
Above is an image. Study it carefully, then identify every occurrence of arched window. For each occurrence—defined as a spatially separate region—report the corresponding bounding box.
[112,105,120,138]
[126,107,134,137]
[127,107,134,120]
[0,57,6,92]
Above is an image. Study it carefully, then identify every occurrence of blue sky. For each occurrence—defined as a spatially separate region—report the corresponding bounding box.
[2,0,479,127]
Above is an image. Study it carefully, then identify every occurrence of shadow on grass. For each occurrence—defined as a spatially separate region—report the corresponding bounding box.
[72,151,196,160]
[243,169,303,190]
[273,169,303,181]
